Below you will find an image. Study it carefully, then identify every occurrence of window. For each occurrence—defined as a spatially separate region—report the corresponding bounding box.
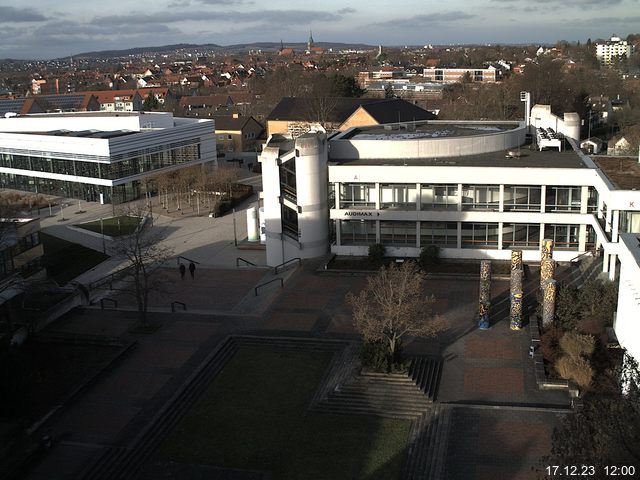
[461,223,499,248]
[218,134,225,140]
[587,187,598,213]
[380,221,416,245]
[502,223,540,248]
[380,184,416,209]
[462,185,500,211]
[504,186,541,211]
[340,183,375,209]
[420,222,457,246]
[279,160,296,203]
[340,220,376,245]
[544,224,579,250]
[545,186,581,212]
[421,184,457,210]
[281,205,298,239]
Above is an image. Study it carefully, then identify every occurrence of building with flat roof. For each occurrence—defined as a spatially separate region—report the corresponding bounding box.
[259,102,640,362]
[596,36,635,67]
[0,112,215,204]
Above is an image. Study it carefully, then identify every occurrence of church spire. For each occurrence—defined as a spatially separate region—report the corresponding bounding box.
[307,30,314,52]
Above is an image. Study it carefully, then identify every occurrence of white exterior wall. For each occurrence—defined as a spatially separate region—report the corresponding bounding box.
[295,134,329,258]
[0,113,216,189]
[0,111,175,132]
[258,144,285,267]
[331,122,525,159]
[615,233,640,362]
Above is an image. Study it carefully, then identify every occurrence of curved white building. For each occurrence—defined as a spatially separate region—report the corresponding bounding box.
[260,109,640,370]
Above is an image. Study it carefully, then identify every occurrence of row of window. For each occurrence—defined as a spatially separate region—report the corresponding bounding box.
[338,221,591,249]
[337,183,597,212]
[0,143,200,181]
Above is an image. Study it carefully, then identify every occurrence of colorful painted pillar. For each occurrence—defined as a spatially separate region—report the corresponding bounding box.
[510,266,524,330]
[478,260,491,329]
[510,250,524,330]
[540,258,555,288]
[542,279,557,328]
[541,238,553,261]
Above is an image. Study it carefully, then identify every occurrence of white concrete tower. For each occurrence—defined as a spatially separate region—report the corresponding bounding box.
[259,132,329,267]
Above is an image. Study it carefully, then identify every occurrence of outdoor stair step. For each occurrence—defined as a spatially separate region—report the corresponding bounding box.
[330,391,431,406]
[313,403,420,420]
[336,384,429,397]
[414,359,442,400]
[83,337,240,480]
[326,394,431,411]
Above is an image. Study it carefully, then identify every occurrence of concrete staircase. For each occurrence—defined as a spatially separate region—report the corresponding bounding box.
[402,404,453,480]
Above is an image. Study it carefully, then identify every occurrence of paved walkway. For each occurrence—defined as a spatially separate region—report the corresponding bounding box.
[21,197,572,480]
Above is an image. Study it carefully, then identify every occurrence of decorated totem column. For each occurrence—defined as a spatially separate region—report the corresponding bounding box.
[478,260,491,329]
[542,279,557,327]
[510,250,524,330]
[540,258,555,289]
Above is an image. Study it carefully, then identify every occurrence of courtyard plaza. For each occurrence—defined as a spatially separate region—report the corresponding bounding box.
[19,184,569,480]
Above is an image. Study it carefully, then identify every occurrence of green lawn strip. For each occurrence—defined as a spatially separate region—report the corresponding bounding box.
[159,346,410,480]
[41,232,109,285]
[76,216,141,237]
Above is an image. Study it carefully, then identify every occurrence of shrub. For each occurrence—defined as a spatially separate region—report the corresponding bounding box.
[556,355,593,388]
[368,243,386,267]
[540,326,564,364]
[559,331,595,360]
[360,340,406,373]
[419,245,440,270]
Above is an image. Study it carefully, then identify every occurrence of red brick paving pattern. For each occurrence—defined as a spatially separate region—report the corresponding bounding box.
[464,367,525,395]
[465,336,521,360]
[477,418,552,457]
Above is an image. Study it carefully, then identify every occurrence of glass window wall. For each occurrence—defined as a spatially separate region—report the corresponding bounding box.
[420,184,458,210]
[420,222,457,246]
[461,223,499,248]
[502,223,540,248]
[340,183,375,209]
[340,220,376,245]
[380,221,416,245]
[461,185,500,211]
[380,184,417,210]
[504,186,541,211]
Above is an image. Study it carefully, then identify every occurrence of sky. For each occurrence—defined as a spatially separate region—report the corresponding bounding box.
[0,0,639,59]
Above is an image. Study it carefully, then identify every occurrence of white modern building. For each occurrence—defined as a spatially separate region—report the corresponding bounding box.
[259,102,640,361]
[596,36,635,67]
[0,112,216,204]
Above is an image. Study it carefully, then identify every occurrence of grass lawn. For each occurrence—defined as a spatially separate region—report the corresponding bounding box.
[159,346,410,480]
[76,215,141,237]
[41,232,109,285]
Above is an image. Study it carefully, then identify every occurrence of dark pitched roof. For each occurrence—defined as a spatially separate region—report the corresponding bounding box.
[267,97,435,124]
[211,115,263,132]
[356,99,436,123]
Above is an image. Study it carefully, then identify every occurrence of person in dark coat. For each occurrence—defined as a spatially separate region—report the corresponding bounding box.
[179,263,186,279]
[189,262,196,279]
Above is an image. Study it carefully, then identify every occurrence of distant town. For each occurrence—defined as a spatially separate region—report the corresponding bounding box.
[1,31,639,480]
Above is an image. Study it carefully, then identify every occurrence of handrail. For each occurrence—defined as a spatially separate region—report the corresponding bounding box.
[236,257,257,267]
[100,298,118,310]
[274,257,301,275]
[88,265,133,291]
[171,301,187,312]
[254,278,283,296]
[569,249,595,263]
[177,256,200,265]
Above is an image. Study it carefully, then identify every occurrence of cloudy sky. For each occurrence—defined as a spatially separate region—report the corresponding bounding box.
[1,0,638,59]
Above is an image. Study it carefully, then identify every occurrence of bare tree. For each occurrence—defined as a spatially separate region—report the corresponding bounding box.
[113,206,173,327]
[346,261,447,361]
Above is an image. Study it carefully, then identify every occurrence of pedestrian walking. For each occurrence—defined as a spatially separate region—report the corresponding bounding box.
[189,262,196,279]
[179,263,186,280]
